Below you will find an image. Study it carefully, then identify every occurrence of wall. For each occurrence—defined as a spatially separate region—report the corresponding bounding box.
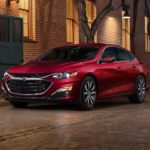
[24,0,66,62]
[96,0,122,46]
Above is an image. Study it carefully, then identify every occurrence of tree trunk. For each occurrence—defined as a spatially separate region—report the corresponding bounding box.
[78,0,113,43]
[130,0,139,54]
[145,0,150,36]
[86,36,95,43]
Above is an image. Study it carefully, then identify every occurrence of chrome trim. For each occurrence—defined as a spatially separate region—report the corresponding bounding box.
[1,84,6,94]
[5,78,53,96]
[51,86,72,96]
[7,73,48,80]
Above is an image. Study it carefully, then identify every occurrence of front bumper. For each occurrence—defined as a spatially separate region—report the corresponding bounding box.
[3,93,77,104]
[2,76,81,103]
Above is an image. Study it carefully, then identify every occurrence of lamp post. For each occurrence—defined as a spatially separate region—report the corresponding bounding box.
[121,0,130,19]
[123,9,130,19]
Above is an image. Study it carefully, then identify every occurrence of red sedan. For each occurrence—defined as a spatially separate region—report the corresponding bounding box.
[1,44,149,110]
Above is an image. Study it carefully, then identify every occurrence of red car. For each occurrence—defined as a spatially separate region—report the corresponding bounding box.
[1,44,149,110]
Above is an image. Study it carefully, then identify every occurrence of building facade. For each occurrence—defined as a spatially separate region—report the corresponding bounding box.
[0,0,150,70]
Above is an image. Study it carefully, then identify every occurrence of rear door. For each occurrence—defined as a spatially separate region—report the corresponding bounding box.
[115,48,137,94]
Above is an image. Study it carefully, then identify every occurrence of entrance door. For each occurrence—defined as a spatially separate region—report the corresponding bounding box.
[0,15,23,80]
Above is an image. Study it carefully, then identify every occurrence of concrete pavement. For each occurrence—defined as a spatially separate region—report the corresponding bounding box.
[0,95,150,150]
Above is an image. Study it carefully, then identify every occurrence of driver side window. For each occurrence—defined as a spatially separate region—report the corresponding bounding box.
[100,47,117,62]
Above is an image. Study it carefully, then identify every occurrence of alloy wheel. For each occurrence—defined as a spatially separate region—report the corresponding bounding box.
[137,76,146,101]
[82,79,97,108]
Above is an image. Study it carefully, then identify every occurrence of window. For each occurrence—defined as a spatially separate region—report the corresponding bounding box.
[0,17,9,42]
[122,11,131,50]
[128,52,136,61]
[102,47,117,60]
[145,17,150,52]
[19,0,35,40]
[38,46,100,62]
[13,19,22,43]
[66,0,74,43]
[116,48,130,61]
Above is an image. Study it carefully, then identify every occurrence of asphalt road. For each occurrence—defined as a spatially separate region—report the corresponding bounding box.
[0,95,150,150]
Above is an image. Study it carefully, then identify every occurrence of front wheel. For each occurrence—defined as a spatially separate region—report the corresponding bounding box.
[77,76,97,110]
[129,75,146,103]
[10,101,29,108]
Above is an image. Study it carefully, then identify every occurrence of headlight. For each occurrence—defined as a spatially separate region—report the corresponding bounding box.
[51,72,78,79]
[3,72,9,78]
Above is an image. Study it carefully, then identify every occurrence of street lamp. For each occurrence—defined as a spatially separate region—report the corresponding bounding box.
[122,9,130,19]
[121,0,130,19]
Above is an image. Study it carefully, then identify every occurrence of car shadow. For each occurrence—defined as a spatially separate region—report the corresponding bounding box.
[26,97,132,111]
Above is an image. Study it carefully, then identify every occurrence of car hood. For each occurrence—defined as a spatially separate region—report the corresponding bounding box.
[8,61,85,74]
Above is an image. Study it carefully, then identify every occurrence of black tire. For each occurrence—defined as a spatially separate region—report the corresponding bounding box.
[129,75,146,103]
[10,101,29,108]
[77,76,97,110]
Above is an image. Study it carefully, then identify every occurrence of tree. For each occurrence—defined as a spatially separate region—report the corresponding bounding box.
[78,0,121,43]
[145,0,150,36]
[130,0,139,54]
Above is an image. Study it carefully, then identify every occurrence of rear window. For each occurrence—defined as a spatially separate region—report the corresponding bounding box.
[116,48,130,61]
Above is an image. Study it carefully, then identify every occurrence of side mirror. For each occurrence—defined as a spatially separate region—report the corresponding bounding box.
[101,56,116,63]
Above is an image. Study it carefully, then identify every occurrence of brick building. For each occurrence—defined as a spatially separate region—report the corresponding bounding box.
[0,0,149,70]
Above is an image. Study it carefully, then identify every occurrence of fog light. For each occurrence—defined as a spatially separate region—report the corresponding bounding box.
[51,86,72,98]
[52,86,72,95]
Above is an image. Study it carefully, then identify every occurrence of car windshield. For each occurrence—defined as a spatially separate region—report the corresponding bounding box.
[37,46,100,62]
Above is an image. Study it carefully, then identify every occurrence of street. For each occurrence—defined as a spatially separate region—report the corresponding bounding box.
[0,95,150,150]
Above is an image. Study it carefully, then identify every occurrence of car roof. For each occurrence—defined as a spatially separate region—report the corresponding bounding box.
[64,43,127,49]
[64,43,107,47]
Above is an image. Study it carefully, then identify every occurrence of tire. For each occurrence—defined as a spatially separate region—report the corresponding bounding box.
[10,101,29,108]
[129,75,146,103]
[77,76,97,110]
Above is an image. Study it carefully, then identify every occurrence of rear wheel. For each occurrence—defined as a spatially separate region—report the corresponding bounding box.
[10,101,29,108]
[129,75,146,103]
[77,76,97,110]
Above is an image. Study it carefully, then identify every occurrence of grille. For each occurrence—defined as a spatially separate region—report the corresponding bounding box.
[6,79,51,95]
[9,73,49,78]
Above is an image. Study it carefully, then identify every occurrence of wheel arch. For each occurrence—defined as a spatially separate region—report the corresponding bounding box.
[138,73,147,81]
[84,73,99,93]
